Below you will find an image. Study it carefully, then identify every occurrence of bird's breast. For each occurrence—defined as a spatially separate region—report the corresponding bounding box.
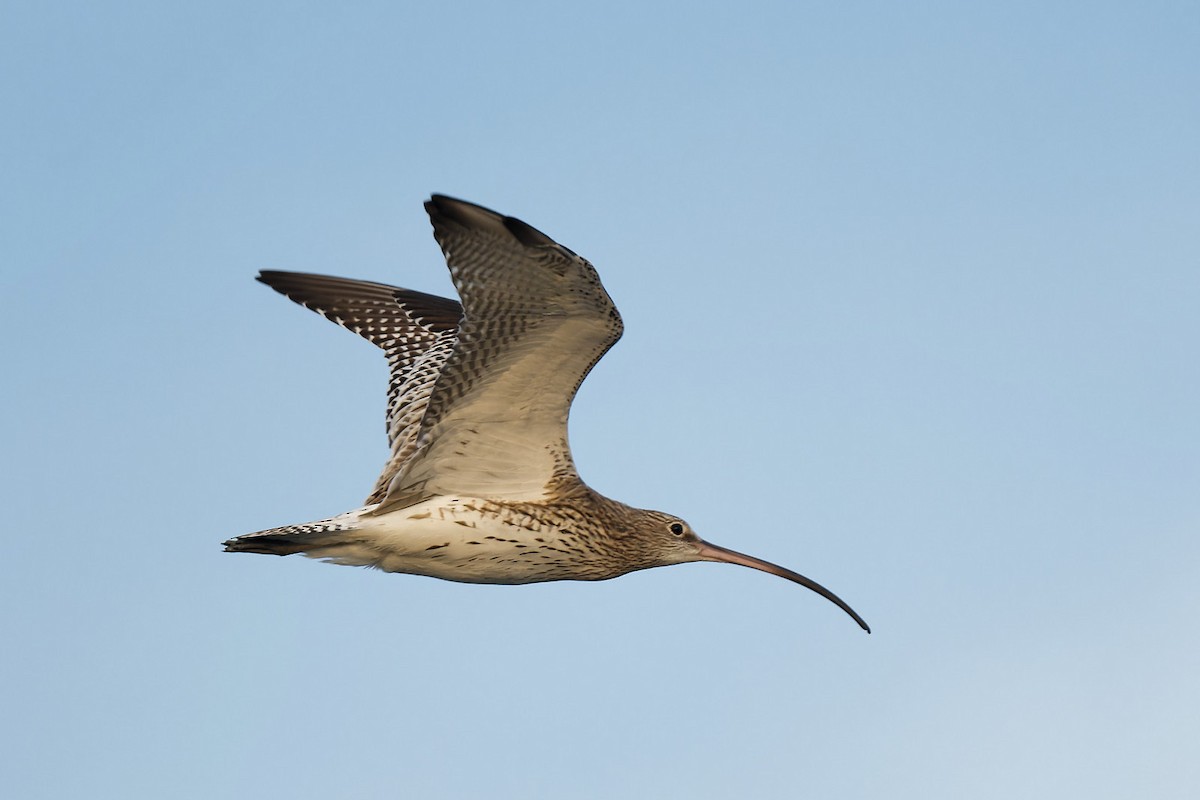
[363,497,627,583]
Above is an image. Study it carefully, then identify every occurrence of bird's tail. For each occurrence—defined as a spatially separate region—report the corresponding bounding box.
[223,513,364,557]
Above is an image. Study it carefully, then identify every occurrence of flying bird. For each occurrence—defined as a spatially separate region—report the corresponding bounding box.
[225,195,869,632]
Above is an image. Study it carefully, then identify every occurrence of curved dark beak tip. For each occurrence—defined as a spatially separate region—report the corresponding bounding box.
[695,539,871,634]
[840,607,871,634]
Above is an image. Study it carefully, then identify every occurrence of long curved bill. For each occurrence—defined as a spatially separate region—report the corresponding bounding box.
[696,540,871,633]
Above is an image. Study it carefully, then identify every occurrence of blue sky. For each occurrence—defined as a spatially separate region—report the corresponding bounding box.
[2,1,1197,797]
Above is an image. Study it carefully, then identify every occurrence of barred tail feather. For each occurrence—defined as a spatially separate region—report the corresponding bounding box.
[223,516,362,557]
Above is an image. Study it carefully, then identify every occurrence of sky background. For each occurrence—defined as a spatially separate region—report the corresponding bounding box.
[2,1,1198,797]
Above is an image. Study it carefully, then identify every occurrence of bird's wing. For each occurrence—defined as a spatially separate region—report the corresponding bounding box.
[376,195,624,510]
[256,270,463,504]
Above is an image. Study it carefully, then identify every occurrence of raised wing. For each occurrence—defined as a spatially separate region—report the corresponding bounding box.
[377,195,624,508]
[256,270,462,504]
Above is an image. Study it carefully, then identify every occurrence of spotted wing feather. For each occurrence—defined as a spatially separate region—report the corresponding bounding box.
[377,195,624,509]
[256,270,463,504]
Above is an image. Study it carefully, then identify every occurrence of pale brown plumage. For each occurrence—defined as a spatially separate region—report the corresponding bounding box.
[225,195,870,633]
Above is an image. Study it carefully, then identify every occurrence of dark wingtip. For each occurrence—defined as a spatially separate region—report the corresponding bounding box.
[425,194,495,226]
[256,270,288,291]
[426,194,572,254]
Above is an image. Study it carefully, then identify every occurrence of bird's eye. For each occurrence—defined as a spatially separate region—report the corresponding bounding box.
[669,523,685,536]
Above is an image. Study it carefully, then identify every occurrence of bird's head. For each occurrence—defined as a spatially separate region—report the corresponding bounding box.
[638,510,870,633]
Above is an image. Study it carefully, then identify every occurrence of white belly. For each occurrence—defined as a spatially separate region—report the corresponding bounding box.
[338,496,595,584]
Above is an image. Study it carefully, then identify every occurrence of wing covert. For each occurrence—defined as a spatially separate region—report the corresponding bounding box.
[378,195,624,508]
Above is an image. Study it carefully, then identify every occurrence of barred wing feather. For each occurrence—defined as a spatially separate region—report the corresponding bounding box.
[377,195,624,509]
[256,270,462,504]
